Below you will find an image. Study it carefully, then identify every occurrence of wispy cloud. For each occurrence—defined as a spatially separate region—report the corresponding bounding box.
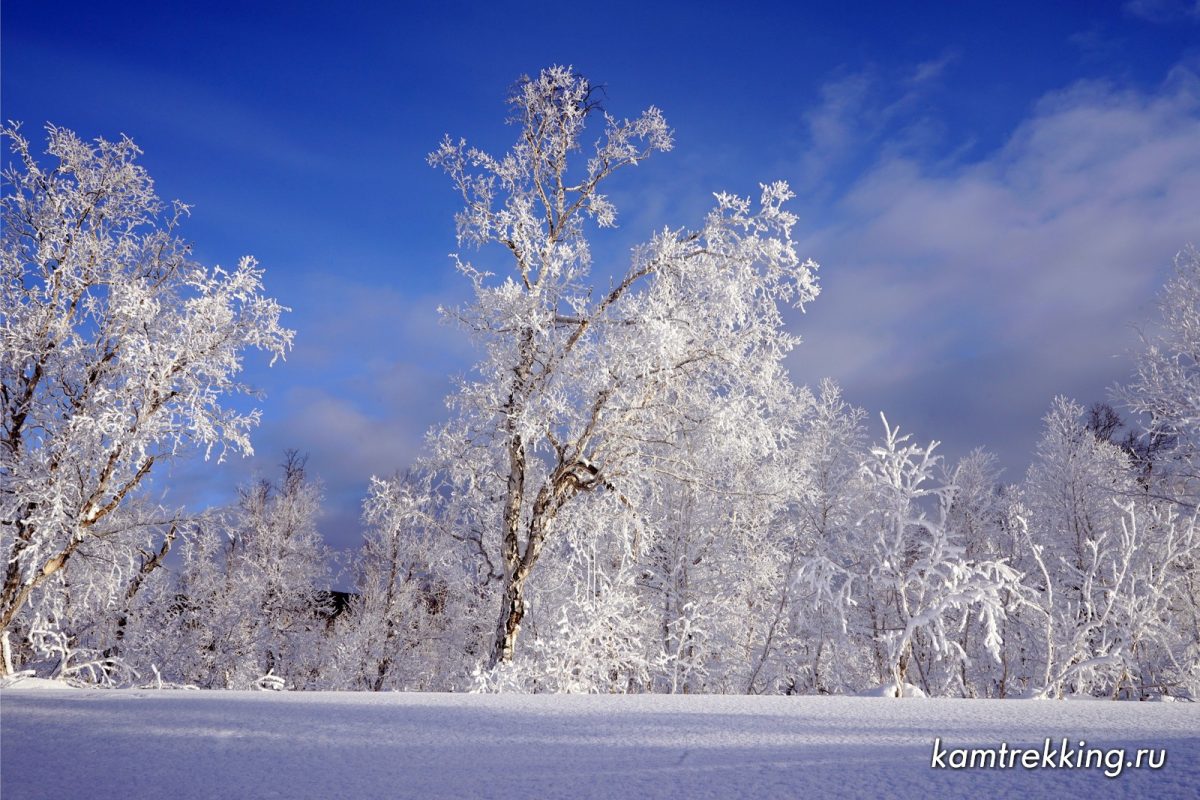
[1124,0,1200,23]
[793,55,958,204]
[9,39,332,177]
[790,63,1200,469]
[1068,25,1125,62]
[162,275,474,550]
[907,52,960,87]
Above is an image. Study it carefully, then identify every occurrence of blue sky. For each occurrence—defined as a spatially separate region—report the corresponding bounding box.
[4,0,1199,550]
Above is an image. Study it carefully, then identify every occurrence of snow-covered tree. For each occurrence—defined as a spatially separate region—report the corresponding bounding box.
[1019,396,1200,697]
[136,453,331,689]
[1118,245,1200,508]
[787,379,869,694]
[1024,397,1136,580]
[18,502,183,684]
[331,474,478,691]
[853,417,1019,696]
[940,449,1018,696]
[1018,496,1199,699]
[0,124,293,673]
[489,502,662,694]
[425,66,819,667]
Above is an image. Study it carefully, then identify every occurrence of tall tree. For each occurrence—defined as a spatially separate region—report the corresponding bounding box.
[426,66,819,666]
[0,124,293,673]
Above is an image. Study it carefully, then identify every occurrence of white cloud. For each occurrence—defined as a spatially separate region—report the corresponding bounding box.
[790,64,1200,469]
[907,52,959,87]
[160,275,474,550]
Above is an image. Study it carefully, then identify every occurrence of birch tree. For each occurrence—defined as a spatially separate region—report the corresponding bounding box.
[788,380,870,694]
[0,124,293,673]
[332,473,476,691]
[426,66,819,667]
[855,416,1019,695]
[138,454,331,689]
[1118,245,1200,508]
[1020,396,1200,697]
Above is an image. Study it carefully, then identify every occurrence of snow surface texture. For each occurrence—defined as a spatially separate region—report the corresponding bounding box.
[2,689,1197,799]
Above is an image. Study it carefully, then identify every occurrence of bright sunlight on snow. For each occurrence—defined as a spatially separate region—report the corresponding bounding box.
[2,687,1197,800]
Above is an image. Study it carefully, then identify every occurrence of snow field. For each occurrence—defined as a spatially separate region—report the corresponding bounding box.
[2,689,1197,799]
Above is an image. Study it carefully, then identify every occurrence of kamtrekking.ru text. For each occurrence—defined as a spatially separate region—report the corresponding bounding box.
[930,737,1166,778]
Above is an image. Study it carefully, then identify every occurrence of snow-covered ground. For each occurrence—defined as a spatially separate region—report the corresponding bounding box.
[2,684,1196,799]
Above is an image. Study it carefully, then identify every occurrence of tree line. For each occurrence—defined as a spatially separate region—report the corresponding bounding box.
[2,68,1197,697]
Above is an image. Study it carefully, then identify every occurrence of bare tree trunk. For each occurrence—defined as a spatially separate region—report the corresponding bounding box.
[1,631,13,676]
[958,624,972,697]
[0,541,76,674]
[490,330,534,668]
[490,434,528,665]
[372,651,392,693]
[490,460,575,667]
[492,574,528,667]
[113,526,177,645]
[811,639,825,693]
[745,545,798,693]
